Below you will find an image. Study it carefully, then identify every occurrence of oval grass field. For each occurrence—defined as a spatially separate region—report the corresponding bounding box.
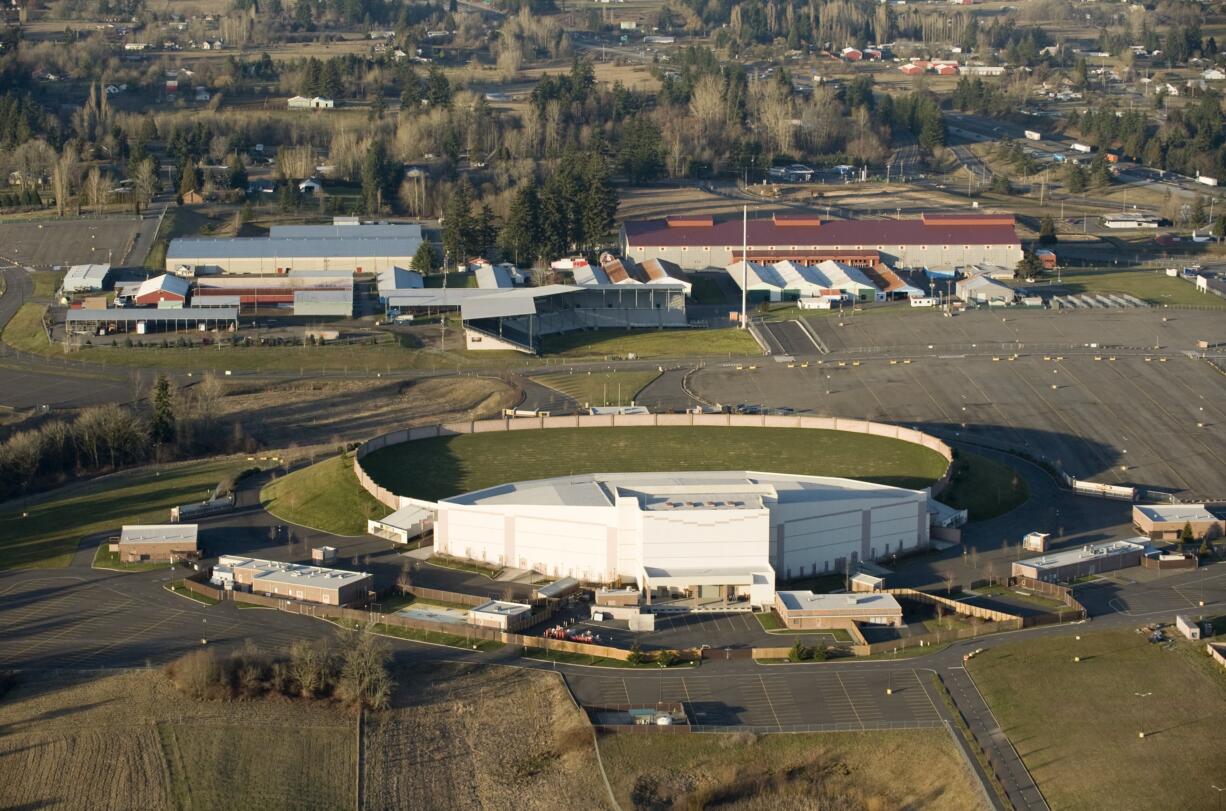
[359,426,950,502]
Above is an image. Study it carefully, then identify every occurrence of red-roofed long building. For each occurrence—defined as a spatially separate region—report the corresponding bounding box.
[619,213,1022,272]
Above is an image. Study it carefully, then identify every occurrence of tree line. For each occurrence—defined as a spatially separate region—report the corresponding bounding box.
[165,628,392,710]
[0,374,244,502]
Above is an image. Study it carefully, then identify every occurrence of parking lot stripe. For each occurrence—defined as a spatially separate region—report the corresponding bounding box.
[756,675,783,728]
[834,672,864,729]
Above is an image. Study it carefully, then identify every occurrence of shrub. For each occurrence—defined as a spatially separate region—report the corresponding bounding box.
[165,648,225,700]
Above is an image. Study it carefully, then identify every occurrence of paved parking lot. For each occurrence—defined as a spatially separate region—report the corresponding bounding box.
[758,320,821,357]
[1077,568,1226,617]
[569,667,945,730]
[695,310,1226,499]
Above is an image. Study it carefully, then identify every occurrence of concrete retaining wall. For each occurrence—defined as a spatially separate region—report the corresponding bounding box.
[353,413,955,507]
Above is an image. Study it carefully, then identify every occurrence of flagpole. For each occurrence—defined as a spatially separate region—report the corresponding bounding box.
[741,205,748,330]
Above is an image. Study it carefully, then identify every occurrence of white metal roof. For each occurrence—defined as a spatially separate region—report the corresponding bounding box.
[443,470,921,509]
[776,591,901,612]
[218,555,371,589]
[377,267,424,296]
[572,263,610,286]
[119,524,198,545]
[814,259,878,291]
[63,263,111,292]
[1017,539,1147,571]
[475,263,513,289]
[269,222,422,239]
[136,274,189,299]
[469,599,532,617]
[293,289,352,303]
[167,235,421,260]
[66,307,238,322]
[1134,504,1220,524]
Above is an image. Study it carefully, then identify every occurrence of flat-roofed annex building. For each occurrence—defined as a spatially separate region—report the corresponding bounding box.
[215,555,372,605]
[1132,504,1225,540]
[774,591,903,629]
[1011,539,1147,582]
[621,212,1022,271]
[433,470,931,609]
[117,524,199,562]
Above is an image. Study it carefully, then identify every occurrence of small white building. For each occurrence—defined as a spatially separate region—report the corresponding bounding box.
[367,502,433,543]
[467,599,533,631]
[287,95,335,109]
[774,591,903,629]
[62,263,112,294]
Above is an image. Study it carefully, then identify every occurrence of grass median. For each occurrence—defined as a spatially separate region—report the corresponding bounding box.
[538,327,761,358]
[1053,267,1225,308]
[260,452,391,536]
[940,453,1029,520]
[0,456,267,569]
[165,579,220,605]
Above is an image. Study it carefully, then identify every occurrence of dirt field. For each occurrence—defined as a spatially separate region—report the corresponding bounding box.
[214,374,519,446]
[0,669,356,811]
[599,727,982,810]
[0,218,141,268]
[362,663,608,810]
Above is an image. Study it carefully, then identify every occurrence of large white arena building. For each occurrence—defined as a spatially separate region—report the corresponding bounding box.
[432,470,931,609]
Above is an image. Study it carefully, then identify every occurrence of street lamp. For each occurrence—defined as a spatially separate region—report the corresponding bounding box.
[1134,691,1152,738]
[1211,784,1226,811]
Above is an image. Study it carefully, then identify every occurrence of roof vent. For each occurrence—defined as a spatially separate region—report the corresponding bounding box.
[772,214,822,227]
[666,215,714,228]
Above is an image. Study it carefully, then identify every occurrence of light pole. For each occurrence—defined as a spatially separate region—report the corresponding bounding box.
[1134,691,1152,738]
[1211,784,1225,811]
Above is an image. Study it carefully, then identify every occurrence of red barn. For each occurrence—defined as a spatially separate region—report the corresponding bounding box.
[841,47,863,61]
[899,64,924,76]
[134,274,189,306]
[936,64,959,76]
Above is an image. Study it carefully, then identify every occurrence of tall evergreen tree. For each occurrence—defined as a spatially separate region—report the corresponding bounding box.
[150,375,176,447]
[580,152,617,250]
[499,181,541,266]
[441,179,475,264]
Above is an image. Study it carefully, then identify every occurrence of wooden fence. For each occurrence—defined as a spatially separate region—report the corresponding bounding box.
[885,588,1023,624]
[1011,575,1088,623]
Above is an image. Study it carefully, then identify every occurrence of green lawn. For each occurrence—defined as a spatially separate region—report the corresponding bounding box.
[426,555,503,578]
[969,630,1226,810]
[424,271,478,288]
[366,621,503,651]
[92,544,170,572]
[0,456,264,569]
[360,426,950,501]
[754,611,854,640]
[261,453,391,536]
[538,327,761,358]
[30,269,62,298]
[2,303,51,353]
[939,453,1029,520]
[1053,267,1225,308]
[4,326,524,372]
[530,369,661,408]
